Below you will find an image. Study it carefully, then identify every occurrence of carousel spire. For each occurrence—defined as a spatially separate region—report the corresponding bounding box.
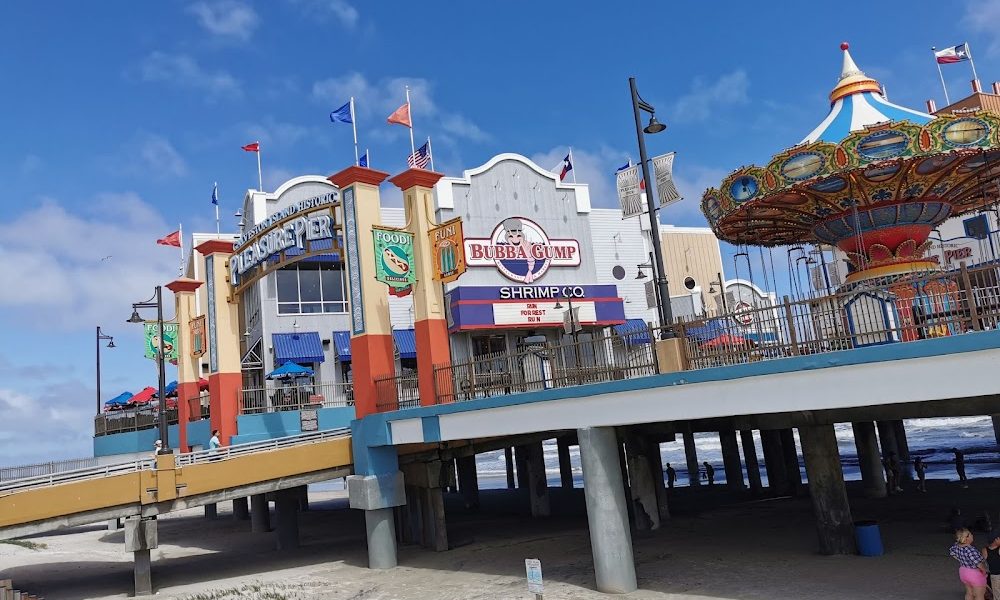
[829,42,882,103]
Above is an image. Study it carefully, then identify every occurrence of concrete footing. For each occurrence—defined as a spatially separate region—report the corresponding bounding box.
[525,441,551,517]
[682,427,700,487]
[364,507,398,568]
[719,429,745,490]
[233,497,249,520]
[274,489,299,550]
[250,493,270,533]
[800,424,856,555]
[578,426,637,594]
[107,518,122,531]
[740,430,763,494]
[852,422,887,498]
[124,516,157,596]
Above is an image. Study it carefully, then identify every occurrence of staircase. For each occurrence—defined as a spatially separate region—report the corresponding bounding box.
[0,579,43,599]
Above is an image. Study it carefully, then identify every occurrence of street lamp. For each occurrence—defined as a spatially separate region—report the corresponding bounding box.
[127,285,170,453]
[553,298,582,377]
[630,77,673,337]
[96,326,115,414]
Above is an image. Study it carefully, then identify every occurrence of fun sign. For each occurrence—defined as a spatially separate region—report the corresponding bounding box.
[464,217,580,283]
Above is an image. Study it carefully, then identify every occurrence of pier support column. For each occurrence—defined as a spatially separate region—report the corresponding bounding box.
[646,438,670,520]
[800,424,856,555]
[274,489,300,550]
[760,429,789,494]
[682,427,700,487]
[719,429,745,491]
[107,518,122,531]
[401,485,421,544]
[297,485,310,511]
[233,497,249,520]
[993,415,1000,446]
[578,426,637,594]
[625,436,660,530]
[740,430,763,494]
[420,486,448,551]
[250,493,270,533]
[515,445,530,489]
[124,516,157,596]
[204,503,217,519]
[892,420,913,481]
[525,441,551,517]
[504,447,516,489]
[456,455,480,509]
[558,435,574,489]
[852,422,887,498]
[780,428,803,494]
[365,508,398,569]
[877,420,901,490]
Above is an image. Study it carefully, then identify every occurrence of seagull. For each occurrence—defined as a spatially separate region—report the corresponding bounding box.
[100,255,113,262]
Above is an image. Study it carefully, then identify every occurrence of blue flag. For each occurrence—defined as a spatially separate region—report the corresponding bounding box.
[616,160,632,172]
[330,101,352,124]
[359,151,368,168]
[211,182,218,205]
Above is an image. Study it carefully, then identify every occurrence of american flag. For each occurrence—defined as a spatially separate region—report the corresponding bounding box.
[407,141,431,169]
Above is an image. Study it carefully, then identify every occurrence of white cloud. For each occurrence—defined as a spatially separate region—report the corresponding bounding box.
[187,0,259,41]
[963,0,1000,56]
[139,134,188,177]
[290,0,359,28]
[136,52,242,99]
[240,117,312,149]
[0,379,96,466]
[0,194,179,331]
[670,70,750,123]
[669,164,728,227]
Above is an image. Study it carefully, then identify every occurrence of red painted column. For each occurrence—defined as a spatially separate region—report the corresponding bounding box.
[166,278,203,452]
[329,166,395,417]
[389,169,451,407]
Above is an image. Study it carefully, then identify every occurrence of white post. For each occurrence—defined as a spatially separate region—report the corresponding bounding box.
[405,86,416,158]
[968,43,981,87]
[214,181,220,235]
[350,96,360,167]
[178,222,184,276]
[932,47,952,106]
[427,136,435,171]
[569,147,577,183]
[256,142,263,192]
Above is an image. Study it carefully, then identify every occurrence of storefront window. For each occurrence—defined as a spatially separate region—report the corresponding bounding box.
[276,262,348,314]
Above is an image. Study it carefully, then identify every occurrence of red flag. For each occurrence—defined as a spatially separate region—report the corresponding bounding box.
[156,231,181,247]
[387,103,411,128]
[241,142,260,152]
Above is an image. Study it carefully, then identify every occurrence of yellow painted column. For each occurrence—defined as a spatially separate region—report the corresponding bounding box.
[329,166,394,417]
[166,278,203,452]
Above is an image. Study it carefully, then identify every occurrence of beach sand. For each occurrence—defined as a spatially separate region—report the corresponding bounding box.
[2,476,995,600]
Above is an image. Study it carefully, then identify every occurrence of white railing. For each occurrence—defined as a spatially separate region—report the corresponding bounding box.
[0,460,146,494]
[0,457,100,482]
[241,382,354,414]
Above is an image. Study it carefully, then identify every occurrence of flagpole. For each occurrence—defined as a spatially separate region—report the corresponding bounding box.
[367,148,370,168]
[214,182,220,235]
[350,97,360,166]
[569,147,577,183]
[932,47,952,105]
[427,136,435,171]
[178,222,185,276]
[967,43,981,86]
[256,141,263,192]
[405,86,416,157]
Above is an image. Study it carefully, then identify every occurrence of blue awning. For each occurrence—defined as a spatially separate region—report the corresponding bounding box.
[333,331,352,362]
[393,329,417,360]
[272,332,325,364]
[614,318,652,345]
[105,391,133,406]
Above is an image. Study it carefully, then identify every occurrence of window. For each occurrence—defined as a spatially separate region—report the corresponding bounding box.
[276,262,348,315]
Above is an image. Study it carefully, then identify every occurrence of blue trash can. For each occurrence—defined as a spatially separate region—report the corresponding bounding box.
[855,520,884,556]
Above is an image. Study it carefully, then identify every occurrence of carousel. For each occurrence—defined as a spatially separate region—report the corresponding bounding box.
[702,43,1000,345]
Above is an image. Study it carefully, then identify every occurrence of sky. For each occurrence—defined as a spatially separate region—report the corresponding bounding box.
[1,0,998,466]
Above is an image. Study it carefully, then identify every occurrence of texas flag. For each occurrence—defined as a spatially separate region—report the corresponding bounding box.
[559,154,573,181]
[935,43,970,64]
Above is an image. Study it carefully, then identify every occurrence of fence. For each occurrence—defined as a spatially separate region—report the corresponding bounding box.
[374,372,420,412]
[675,262,1000,370]
[0,457,99,482]
[241,382,354,415]
[94,407,179,437]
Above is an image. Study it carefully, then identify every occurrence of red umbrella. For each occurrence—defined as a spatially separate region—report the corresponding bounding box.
[701,334,754,349]
[198,378,209,391]
[129,387,157,404]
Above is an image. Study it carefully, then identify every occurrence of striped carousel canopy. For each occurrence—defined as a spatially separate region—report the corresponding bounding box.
[801,43,933,145]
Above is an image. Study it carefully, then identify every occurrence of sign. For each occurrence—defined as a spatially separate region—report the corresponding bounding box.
[206,257,218,372]
[645,280,657,309]
[428,217,467,283]
[373,226,416,296]
[652,152,682,209]
[733,301,755,326]
[229,190,340,288]
[300,408,318,432]
[493,300,596,326]
[189,315,206,358]
[447,285,625,331]
[525,558,544,594]
[144,321,179,362]
[465,217,580,283]
[616,164,643,218]
[343,188,365,335]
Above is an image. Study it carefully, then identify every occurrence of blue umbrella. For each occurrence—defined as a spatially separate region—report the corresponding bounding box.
[685,318,728,342]
[161,380,178,397]
[104,391,133,407]
[266,361,315,380]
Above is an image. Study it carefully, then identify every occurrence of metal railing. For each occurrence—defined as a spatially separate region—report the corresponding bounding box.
[1,429,351,494]
[0,457,99,482]
[240,382,354,415]
[374,372,420,412]
[94,407,179,437]
[676,262,1000,370]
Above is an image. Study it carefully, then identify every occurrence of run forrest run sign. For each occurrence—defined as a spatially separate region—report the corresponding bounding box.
[229,191,341,291]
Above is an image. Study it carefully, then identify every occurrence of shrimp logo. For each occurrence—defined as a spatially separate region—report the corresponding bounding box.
[465,217,581,283]
[372,226,416,296]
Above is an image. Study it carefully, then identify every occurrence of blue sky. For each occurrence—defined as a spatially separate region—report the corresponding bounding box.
[1,0,997,465]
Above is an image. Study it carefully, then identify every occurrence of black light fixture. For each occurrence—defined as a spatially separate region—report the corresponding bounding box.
[644,115,667,134]
[553,301,564,310]
[107,339,116,348]
[126,308,143,324]
[635,267,647,280]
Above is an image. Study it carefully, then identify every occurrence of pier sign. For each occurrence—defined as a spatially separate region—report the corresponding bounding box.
[428,217,467,283]
[372,226,416,297]
[525,558,544,594]
[465,217,580,283]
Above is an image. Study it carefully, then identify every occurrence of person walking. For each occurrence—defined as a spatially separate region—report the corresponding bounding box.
[666,463,676,489]
[954,448,969,488]
[983,531,1000,597]
[950,528,988,600]
[703,462,715,486]
[914,456,927,492]
[209,429,222,460]
[882,452,900,494]
[151,439,162,468]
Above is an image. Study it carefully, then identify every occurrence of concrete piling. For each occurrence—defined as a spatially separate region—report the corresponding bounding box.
[525,441,551,517]
[800,424,856,555]
[203,503,217,519]
[740,430,763,493]
[624,436,660,530]
[364,507,398,568]
[504,447,516,489]
[719,429,745,490]
[852,422,887,498]
[514,445,530,490]
[274,488,300,550]
[779,428,803,493]
[124,516,157,596]
[557,435,574,489]
[456,455,480,509]
[232,497,249,520]
[760,429,789,495]
[250,493,270,533]
[682,427,700,487]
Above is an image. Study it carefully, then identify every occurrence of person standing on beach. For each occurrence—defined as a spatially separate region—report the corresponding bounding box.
[882,452,901,494]
[983,531,1000,596]
[954,448,969,488]
[950,528,988,600]
[914,457,927,492]
[666,463,676,489]
[703,462,715,486]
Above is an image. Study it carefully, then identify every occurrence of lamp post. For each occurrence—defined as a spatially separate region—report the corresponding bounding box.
[636,251,663,319]
[709,272,729,314]
[96,326,115,414]
[553,297,582,377]
[127,285,169,453]
[630,77,673,337]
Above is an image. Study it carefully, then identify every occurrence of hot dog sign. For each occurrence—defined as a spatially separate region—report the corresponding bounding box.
[372,226,416,297]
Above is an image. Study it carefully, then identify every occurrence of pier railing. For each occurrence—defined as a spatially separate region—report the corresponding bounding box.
[0,457,99,482]
[240,382,354,415]
[374,372,420,412]
[94,407,179,437]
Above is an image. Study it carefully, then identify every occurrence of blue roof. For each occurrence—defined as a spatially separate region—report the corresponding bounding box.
[333,331,352,362]
[393,329,417,360]
[801,91,932,145]
[614,318,652,345]
[272,332,326,364]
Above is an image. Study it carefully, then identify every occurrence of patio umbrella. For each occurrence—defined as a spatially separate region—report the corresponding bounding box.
[266,361,314,380]
[129,386,157,404]
[198,378,209,391]
[162,380,178,397]
[685,319,728,342]
[701,334,754,349]
[104,391,133,409]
